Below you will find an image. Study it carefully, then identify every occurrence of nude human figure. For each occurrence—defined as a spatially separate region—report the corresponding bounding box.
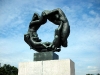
[42,8,70,49]
[24,13,51,52]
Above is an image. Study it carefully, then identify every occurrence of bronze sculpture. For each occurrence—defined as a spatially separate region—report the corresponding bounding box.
[24,8,70,52]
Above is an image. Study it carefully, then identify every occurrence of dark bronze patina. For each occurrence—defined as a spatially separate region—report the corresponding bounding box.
[24,8,70,52]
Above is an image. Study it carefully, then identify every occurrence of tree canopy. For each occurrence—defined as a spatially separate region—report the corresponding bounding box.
[0,64,18,75]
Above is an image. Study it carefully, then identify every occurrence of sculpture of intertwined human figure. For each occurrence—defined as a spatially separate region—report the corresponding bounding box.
[24,8,70,52]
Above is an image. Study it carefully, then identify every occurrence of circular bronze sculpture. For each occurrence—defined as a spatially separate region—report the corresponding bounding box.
[24,8,70,52]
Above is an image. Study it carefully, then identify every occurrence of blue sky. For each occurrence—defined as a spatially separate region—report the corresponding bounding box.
[0,0,100,75]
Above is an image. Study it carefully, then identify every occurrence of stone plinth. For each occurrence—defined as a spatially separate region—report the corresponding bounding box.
[18,59,75,75]
[18,61,42,75]
[34,51,59,61]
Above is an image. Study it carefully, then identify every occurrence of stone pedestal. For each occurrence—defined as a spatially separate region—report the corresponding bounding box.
[18,59,75,75]
[34,51,59,61]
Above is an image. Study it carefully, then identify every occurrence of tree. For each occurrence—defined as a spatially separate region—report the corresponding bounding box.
[0,64,18,75]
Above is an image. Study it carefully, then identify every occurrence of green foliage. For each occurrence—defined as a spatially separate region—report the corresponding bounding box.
[86,73,100,75]
[86,74,93,75]
[0,64,18,75]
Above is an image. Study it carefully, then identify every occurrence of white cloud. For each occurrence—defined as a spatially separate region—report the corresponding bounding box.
[87,66,97,69]
[89,10,97,15]
[87,66,100,73]
[88,3,93,9]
